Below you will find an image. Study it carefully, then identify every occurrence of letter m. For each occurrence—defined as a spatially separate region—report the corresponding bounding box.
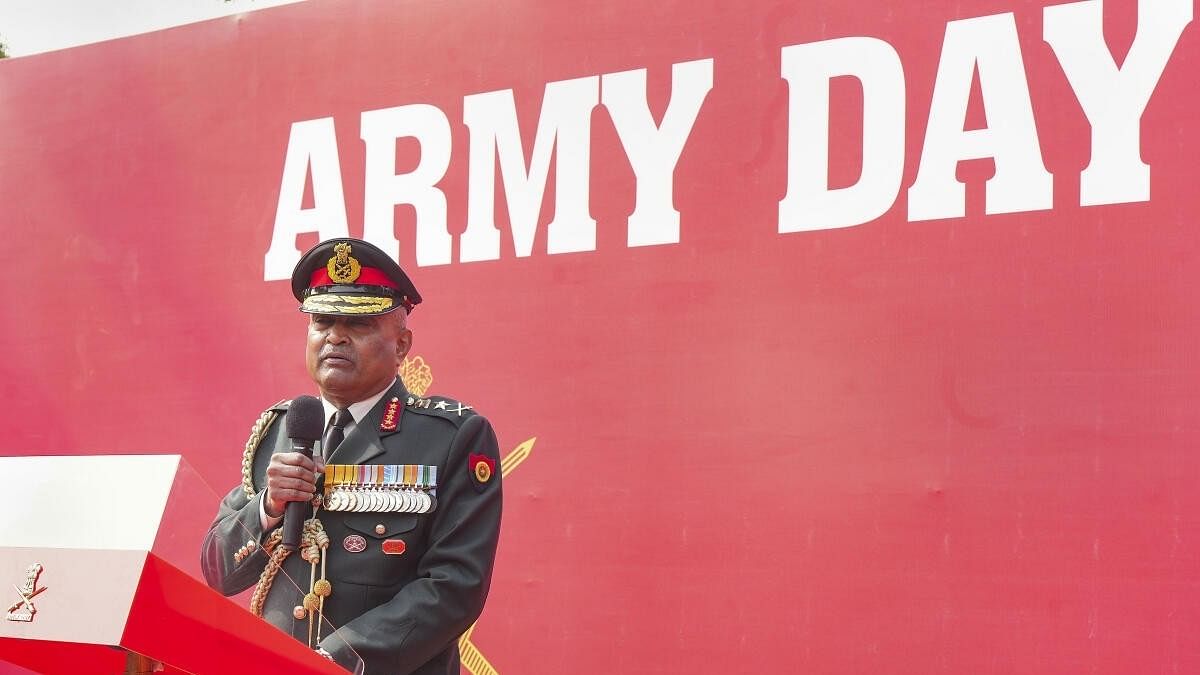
[460,76,599,261]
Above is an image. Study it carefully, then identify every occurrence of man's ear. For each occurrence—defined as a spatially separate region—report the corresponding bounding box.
[396,329,413,361]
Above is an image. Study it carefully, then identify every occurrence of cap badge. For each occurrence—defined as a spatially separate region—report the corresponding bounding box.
[326,242,362,283]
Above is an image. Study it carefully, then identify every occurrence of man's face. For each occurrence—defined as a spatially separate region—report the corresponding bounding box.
[306,312,412,407]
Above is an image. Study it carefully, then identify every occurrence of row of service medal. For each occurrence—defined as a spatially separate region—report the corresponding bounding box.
[323,486,437,513]
[321,464,439,513]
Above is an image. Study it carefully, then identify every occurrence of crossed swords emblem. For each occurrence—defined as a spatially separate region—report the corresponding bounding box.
[6,563,46,622]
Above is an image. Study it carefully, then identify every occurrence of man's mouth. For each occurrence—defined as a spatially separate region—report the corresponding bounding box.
[321,352,353,365]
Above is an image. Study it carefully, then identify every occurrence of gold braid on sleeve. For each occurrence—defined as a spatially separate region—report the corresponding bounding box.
[249,529,287,617]
[241,403,284,500]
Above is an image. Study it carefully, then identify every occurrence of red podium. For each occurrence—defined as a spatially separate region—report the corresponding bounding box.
[0,455,358,675]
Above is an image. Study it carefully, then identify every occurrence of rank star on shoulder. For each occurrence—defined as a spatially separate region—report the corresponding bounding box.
[434,400,449,410]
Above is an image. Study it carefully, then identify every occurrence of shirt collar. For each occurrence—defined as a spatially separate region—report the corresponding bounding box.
[320,378,397,428]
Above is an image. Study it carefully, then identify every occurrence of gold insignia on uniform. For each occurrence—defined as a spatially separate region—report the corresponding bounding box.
[326,242,362,283]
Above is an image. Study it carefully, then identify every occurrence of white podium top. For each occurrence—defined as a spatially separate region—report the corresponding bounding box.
[0,454,182,551]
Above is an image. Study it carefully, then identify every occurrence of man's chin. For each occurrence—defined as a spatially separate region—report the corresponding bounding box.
[315,371,358,395]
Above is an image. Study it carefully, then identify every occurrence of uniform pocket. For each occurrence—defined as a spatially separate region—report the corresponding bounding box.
[343,513,418,539]
[330,513,422,586]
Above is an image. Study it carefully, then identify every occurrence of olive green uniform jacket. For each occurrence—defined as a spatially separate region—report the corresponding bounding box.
[201,380,502,674]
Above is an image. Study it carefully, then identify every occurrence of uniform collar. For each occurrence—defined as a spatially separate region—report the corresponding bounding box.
[323,379,411,465]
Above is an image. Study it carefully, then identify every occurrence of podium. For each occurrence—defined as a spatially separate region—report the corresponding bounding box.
[0,455,355,675]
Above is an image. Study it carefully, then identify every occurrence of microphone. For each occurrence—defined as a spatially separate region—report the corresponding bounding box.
[281,395,325,552]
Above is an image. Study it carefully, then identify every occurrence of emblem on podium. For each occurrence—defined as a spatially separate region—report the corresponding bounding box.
[6,563,47,623]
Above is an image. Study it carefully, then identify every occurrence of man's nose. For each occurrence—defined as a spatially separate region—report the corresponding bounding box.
[325,321,350,343]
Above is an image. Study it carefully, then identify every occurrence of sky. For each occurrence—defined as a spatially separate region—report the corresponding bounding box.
[0,0,306,57]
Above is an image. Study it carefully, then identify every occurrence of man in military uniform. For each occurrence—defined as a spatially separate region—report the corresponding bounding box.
[201,238,502,674]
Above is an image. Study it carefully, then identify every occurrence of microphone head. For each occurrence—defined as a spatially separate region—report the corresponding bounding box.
[286,395,326,442]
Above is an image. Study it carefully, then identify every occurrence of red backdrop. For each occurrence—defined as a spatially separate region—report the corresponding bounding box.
[1,0,1197,673]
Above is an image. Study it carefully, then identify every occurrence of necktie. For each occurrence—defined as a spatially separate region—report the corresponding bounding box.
[322,408,353,459]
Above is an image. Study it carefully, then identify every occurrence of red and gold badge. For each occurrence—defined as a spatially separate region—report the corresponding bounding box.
[380,397,401,431]
[470,453,495,488]
[382,539,406,555]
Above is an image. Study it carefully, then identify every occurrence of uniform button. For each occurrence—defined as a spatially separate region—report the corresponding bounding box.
[375,524,386,535]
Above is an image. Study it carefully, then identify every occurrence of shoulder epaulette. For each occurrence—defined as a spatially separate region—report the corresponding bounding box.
[240,400,288,499]
[404,394,477,425]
